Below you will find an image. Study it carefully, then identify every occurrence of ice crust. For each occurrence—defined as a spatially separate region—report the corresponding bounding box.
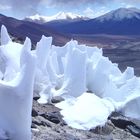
[0,25,140,138]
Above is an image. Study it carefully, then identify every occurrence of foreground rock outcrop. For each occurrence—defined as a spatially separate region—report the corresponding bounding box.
[32,96,140,140]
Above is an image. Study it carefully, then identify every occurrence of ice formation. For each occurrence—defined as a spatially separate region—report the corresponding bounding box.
[33,33,140,130]
[0,25,36,139]
[34,36,140,130]
[0,25,11,45]
[1,24,140,138]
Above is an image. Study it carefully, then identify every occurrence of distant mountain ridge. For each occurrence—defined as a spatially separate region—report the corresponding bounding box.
[44,7,140,35]
[0,14,69,46]
[25,12,88,24]
[97,7,140,21]
[0,7,140,47]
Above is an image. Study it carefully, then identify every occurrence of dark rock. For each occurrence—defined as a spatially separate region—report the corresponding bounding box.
[33,96,40,101]
[61,133,80,140]
[90,121,114,135]
[32,99,140,140]
[40,111,63,124]
[51,96,64,103]
[109,112,135,129]
[32,119,45,127]
[32,117,52,127]
[110,117,135,129]
[32,109,38,117]
[60,120,67,126]
[109,112,140,139]
[127,125,140,138]
[41,120,52,127]
[34,100,60,115]
[31,123,37,129]
[33,92,40,101]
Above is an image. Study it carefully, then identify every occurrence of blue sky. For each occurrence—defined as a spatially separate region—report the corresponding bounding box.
[0,0,140,19]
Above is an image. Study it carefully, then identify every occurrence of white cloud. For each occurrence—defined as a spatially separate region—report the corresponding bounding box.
[120,2,134,8]
[94,10,109,18]
[126,4,135,8]
[0,4,11,10]
[95,6,110,17]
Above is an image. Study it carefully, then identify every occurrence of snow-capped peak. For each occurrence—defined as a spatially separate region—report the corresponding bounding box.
[97,7,140,22]
[25,12,87,23]
[55,12,84,20]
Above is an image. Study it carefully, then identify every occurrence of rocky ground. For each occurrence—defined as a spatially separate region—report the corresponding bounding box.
[31,95,140,140]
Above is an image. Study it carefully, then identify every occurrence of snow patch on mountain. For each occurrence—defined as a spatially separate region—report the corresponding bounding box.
[97,7,140,21]
[26,12,88,23]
